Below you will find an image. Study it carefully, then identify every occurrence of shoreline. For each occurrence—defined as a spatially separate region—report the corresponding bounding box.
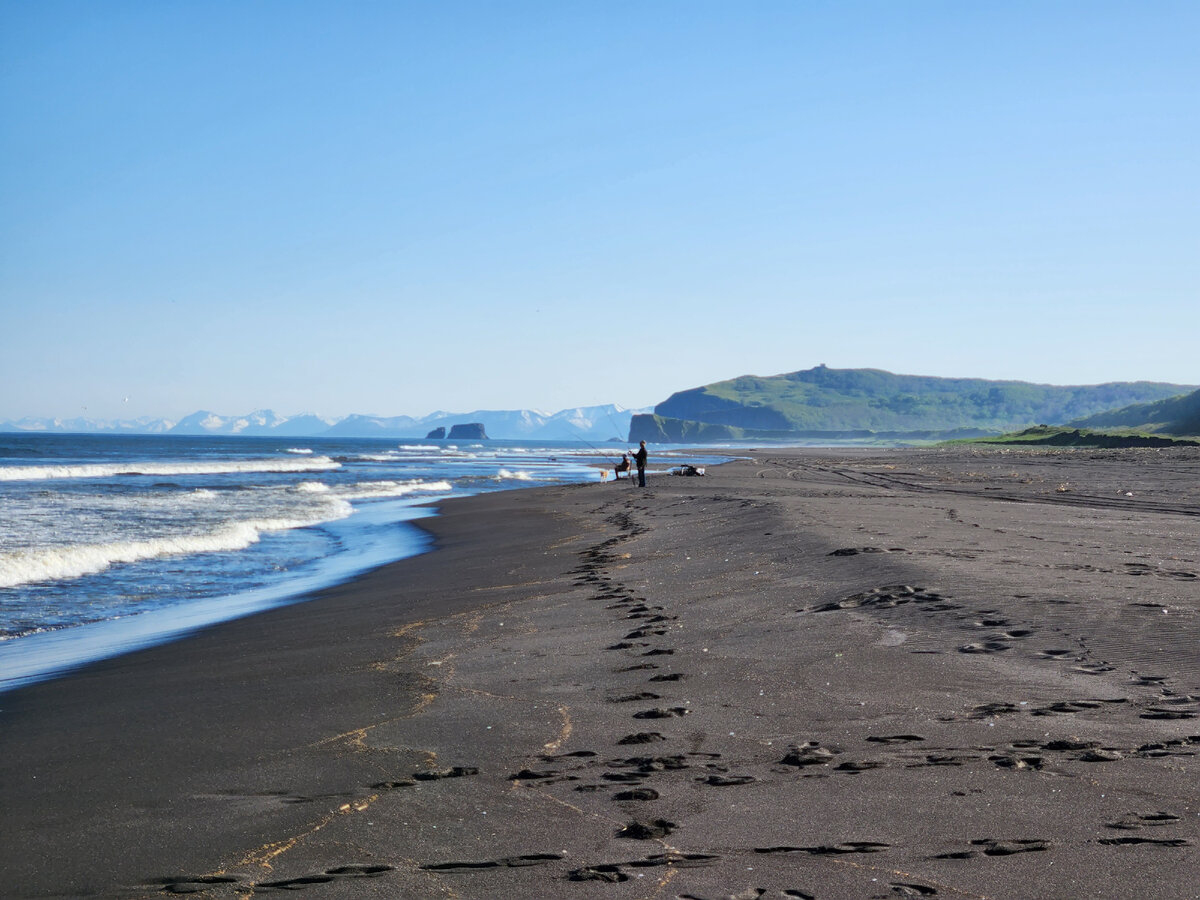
[0,506,438,694]
[0,454,648,692]
[2,447,1198,898]
[0,433,673,689]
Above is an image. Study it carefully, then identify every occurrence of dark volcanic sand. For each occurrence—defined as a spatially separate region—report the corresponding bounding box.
[2,447,1198,899]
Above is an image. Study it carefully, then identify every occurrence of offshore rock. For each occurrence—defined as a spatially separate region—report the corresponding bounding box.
[447,423,488,440]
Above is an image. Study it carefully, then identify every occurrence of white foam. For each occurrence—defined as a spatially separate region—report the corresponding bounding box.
[495,469,535,481]
[0,457,342,481]
[285,447,314,455]
[294,481,332,493]
[336,479,453,500]
[0,500,354,589]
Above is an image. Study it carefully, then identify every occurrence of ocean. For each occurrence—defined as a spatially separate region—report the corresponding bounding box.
[0,433,718,691]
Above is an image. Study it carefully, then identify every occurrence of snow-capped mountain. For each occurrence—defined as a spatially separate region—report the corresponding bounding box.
[169,410,313,435]
[0,415,177,434]
[1,405,646,441]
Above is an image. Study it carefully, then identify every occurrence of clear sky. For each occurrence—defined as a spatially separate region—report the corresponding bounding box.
[2,1,1197,421]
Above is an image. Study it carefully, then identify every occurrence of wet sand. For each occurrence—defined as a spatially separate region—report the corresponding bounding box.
[2,447,1198,899]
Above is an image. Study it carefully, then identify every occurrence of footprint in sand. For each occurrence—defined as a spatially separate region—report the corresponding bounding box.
[617,819,676,839]
[412,766,478,781]
[625,628,668,639]
[613,788,660,801]
[253,865,395,890]
[697,774,756,786]
[569,852,717,883]
[612,754,690,772]
[988,754,1044,771]
[934,838,1048,858]
[153,875,243,893]
[602,772,648,783]
[608,691,662,703]
[778,742,838,767]
[1031,698,1126,716]
[890,883,938,896]
[958,639,1011,654]
[867,734,925,744]
[1098,837,1194,848]
[540,750,598,761]
[421,854,563,872]
[969,702,1019,718]
[1106,812,1182,830]
[754,841,890,856]
[633,707,689,718]
[617,731,667,744]
[508,768,573,781]
[1038,648,1076,659]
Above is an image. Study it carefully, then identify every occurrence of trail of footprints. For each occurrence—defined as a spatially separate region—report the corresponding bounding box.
[153,865,394,894]
[512,508,1193,892]
[155,512,1198,895]
[804,555,1200,723]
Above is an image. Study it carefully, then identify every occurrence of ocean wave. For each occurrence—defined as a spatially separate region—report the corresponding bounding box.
[285,447,314,454]
[294,481,332,493]
[0,457,342,482]
[0,500,354,589]
[495,469,535,481]
[336,479,453,500]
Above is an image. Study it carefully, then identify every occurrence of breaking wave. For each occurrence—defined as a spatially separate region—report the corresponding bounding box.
[495,469,535,481]
[337,479,453,499]
[0,457,342,482]
[0,501,354,589]
[293,479,452,499]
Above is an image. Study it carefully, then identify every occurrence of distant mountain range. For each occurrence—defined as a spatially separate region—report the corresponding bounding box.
[1,405,642,443]
[10,368,1198,446]
[630,366,1199,442]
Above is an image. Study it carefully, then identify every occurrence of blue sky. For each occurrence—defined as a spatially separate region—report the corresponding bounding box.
[2,1,1197,421]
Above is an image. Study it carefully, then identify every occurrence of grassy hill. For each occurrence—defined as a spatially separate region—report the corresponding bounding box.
[631,366,1196,443]
[1069,388,1200,436]
[949,425,1200,448]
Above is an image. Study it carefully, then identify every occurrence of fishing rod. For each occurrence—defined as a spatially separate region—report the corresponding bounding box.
[552,414,645,485]
[558,415,627,458]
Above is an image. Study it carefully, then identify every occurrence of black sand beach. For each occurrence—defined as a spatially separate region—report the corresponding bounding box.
[2,447,1198,899]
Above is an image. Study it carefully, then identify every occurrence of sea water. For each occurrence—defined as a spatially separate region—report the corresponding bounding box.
[0,433,718,690]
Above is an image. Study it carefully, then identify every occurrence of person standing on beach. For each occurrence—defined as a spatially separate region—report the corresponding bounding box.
[633,440,648,487]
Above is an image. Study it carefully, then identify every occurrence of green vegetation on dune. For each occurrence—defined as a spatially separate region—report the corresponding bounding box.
[948,426,1200,448]
[638,366,1196,443]
[1070,388,1200,436]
